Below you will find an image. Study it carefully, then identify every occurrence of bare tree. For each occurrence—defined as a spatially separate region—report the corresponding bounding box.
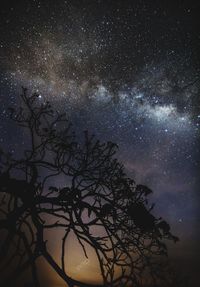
[0,88,181,287]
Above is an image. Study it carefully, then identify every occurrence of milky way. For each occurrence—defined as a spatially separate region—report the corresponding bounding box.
[0,0,200,284]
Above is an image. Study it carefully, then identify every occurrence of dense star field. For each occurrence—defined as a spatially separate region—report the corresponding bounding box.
[0,0,200,286]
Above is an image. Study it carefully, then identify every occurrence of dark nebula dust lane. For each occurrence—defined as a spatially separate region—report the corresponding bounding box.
[0,0,200,285]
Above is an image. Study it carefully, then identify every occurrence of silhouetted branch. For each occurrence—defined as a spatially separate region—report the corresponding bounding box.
[0,88,184,287]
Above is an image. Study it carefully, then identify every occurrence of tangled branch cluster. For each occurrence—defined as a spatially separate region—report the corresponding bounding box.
[0,88,181,287]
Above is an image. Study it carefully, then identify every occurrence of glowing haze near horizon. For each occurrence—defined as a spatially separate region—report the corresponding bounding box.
[0,0,200,286]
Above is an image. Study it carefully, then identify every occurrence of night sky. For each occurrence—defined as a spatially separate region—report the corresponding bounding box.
[0,0,200,286]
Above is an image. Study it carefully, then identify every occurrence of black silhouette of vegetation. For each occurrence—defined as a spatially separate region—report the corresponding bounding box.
[0,88,185,287]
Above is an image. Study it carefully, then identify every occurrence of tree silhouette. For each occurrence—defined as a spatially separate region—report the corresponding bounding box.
[0,88,182,287]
